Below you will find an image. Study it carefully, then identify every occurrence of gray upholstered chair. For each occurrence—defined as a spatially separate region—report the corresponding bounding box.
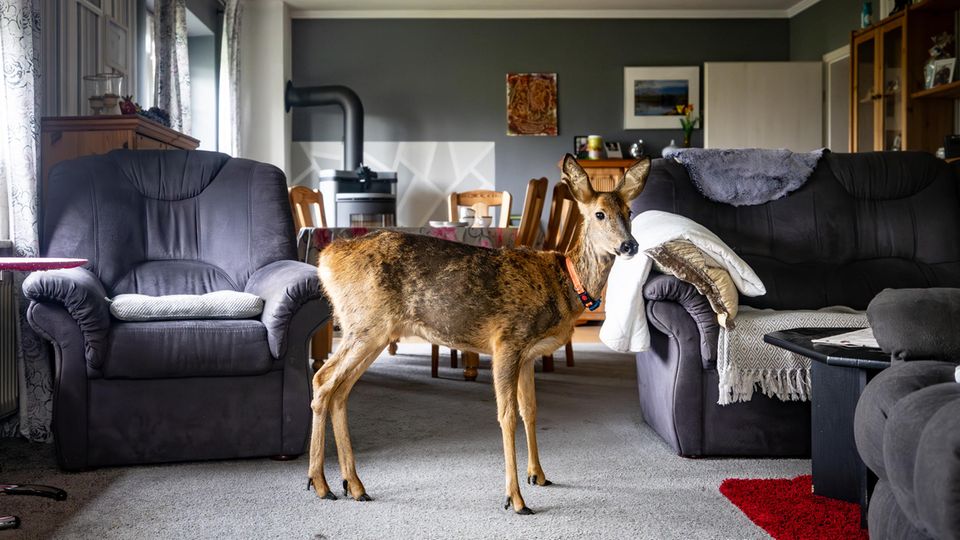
[854,288,960,539]
[23,150,329,470]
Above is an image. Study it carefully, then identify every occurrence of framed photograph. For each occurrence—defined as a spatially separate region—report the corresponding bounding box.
[604,141,623,159]
[623,66,700,129]
[506,73,558,136]
[574,135,588,159]
[932,58,956,87]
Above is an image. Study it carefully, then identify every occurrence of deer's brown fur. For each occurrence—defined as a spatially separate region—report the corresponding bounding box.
[308,155,650,513]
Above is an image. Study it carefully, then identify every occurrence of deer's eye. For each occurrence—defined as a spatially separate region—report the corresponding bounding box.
[595,211,606,220]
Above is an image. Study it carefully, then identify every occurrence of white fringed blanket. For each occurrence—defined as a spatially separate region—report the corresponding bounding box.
[717,306,869,405]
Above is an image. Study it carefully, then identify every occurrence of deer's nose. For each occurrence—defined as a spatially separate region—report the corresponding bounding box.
[620,239,639,256]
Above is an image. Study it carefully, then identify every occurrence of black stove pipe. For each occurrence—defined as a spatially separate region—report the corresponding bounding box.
[285,81,364,170]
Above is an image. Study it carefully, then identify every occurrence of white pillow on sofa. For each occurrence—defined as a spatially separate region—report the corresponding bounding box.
[109,291,263,321]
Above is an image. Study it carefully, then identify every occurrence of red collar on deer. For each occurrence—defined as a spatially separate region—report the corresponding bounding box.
[564,256,601,311]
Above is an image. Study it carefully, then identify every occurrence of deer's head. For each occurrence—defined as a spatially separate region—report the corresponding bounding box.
[560,153,649,259]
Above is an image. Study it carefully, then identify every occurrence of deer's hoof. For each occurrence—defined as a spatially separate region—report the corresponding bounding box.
[307,478,338,500]
[504,497,534,515]
[343,480,371,501]
[526,475,553,486]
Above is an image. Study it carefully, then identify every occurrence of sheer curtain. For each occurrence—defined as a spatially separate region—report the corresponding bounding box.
[0,0,51,442]
[154,0,191,133]
[218,0,242,156]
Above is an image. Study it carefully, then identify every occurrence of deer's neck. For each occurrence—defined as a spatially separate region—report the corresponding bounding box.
[566,234,614,304]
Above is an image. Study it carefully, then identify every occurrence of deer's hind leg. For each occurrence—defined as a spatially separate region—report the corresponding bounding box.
[518,360,551,487]
[308,329,387,500]
[328,327,388,501]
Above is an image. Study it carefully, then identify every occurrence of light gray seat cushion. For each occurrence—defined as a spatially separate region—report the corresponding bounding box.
[109,291,264,321]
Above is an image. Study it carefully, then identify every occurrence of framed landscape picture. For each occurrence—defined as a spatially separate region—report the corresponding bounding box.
[623,66,699,129]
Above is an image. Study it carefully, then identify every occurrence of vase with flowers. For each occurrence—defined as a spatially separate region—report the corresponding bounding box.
[677,103,699,147]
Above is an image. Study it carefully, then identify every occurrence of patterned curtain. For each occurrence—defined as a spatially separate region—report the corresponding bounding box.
[0,0,49,442]
[218,0,242,156]
[154,0,191,133]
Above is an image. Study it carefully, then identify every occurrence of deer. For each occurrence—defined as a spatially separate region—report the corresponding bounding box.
[307,154,650,514]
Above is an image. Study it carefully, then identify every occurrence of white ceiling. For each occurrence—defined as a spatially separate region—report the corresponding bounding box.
[283,0,819,18]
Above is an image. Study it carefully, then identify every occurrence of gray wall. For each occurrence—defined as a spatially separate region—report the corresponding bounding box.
[291,18,789,197]
[790,0,861,60]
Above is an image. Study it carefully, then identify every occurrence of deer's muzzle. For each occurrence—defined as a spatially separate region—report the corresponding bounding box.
[619,239,639,257]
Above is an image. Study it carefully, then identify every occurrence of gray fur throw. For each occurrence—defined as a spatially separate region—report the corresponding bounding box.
[670,148,826,206]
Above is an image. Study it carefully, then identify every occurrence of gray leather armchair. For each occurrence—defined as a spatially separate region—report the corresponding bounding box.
[23,150,329,470]
[854,288,960,539]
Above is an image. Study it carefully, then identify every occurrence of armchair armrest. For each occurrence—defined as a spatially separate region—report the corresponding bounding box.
[867,288,960,363]
[22,267,110,367]
[245,259,327,358]
[643,273,720,369]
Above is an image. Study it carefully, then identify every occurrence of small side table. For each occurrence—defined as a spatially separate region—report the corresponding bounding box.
[0,257,86,529]
[763,327,891,528]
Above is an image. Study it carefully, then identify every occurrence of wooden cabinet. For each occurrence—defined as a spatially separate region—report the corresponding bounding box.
[40,115,199,207]
[850,0,957,153]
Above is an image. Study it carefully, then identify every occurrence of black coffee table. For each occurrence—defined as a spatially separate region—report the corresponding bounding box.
[763,327,891,526]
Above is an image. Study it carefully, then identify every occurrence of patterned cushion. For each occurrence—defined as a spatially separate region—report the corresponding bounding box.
[646,239,739,328]
[109,291,263,321]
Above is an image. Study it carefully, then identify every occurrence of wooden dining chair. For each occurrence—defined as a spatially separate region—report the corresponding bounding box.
[448,190,513,227]
[541,181,582,372]
[433,189,515,378]
[288,186,333,370]
[516,178,548,248]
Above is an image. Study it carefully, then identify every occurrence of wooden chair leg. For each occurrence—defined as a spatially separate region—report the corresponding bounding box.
[565,341,574,367]
[388,341,398,355]
[431,344,439,378]
[450,348,458,368]
[463,352,479,381]
[542,354,555,372]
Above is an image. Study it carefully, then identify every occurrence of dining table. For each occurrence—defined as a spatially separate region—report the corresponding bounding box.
[297,225,520,381]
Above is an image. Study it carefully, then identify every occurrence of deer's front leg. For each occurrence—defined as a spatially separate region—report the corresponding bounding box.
[518,361,551,487]
[492,356,532,514]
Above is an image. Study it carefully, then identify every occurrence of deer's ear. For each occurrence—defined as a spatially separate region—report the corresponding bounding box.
[614,157,650,202]
[561,153,595,202]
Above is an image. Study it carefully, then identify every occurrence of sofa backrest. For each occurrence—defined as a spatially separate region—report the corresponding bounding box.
[43,150,297,296]
[631,152,960,310]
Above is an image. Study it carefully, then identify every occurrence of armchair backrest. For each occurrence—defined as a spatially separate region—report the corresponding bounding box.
[43,150,297,296]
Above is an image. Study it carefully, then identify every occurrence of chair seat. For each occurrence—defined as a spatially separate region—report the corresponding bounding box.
[102,319,274,379]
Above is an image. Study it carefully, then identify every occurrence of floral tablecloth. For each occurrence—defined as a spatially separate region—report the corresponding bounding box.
[297,227,519,266]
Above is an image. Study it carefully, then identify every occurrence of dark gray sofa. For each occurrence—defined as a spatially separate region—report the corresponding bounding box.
[23,150,330,470]
[630,151,960,456]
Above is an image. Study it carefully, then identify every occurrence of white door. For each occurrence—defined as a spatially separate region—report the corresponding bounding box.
[824,46,851,152]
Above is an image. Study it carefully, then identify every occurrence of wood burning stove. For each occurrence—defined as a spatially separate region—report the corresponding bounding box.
[286,81,398,226]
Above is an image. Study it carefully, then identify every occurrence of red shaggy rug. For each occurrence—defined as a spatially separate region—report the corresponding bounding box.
[720,475,868,540]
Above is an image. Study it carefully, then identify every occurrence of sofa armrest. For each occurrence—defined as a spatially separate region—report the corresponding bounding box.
[867,288,960,363]
[643,273,720,369]
[22,267,110,367]
[245,259,327,358]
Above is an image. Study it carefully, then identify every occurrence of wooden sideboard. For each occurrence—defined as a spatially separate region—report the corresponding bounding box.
[40,115,199,208]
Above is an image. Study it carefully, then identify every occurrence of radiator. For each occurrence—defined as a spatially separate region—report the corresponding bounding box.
[0,271,17,419]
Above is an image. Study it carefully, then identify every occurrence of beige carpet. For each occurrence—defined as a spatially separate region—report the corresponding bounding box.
[0,341,809,539]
